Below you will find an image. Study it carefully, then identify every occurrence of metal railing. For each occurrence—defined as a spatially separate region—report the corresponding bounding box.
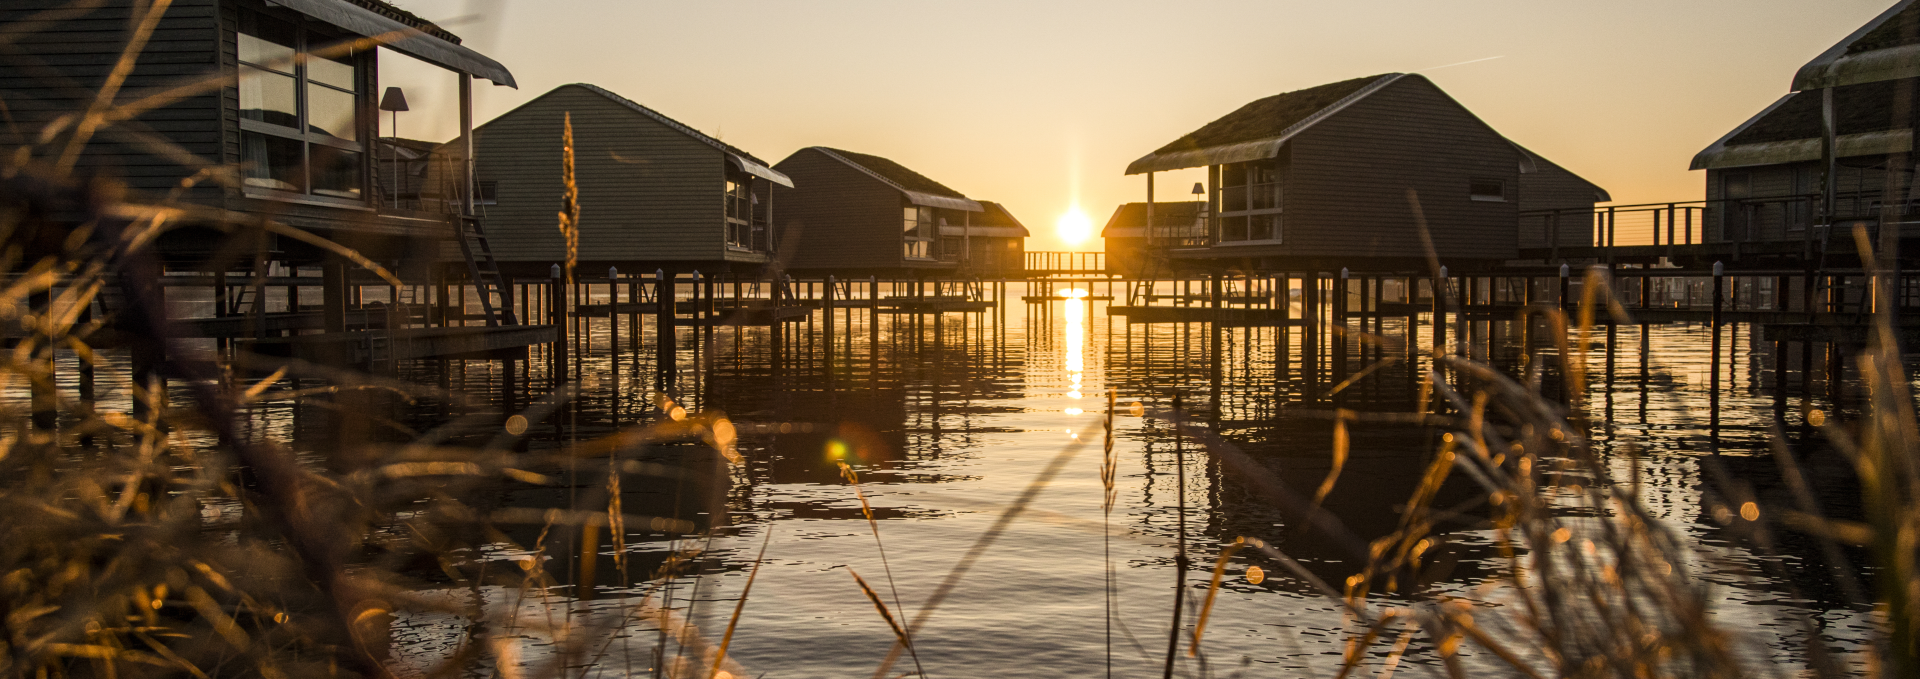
[1522,192,1919,249]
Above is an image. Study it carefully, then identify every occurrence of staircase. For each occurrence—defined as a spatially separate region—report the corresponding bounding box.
[453,215,517,326]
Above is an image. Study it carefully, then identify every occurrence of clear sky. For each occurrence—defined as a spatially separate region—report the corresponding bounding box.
[379,0,1897,251]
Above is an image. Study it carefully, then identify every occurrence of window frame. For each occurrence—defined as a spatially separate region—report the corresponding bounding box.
[1214,159,1284,245]
[1469,178,1508,203]
[235,9,370,207]
[724,177,757,251]
[902,205,935,260]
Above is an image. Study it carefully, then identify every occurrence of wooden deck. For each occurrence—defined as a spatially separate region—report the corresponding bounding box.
[238,325,558,368]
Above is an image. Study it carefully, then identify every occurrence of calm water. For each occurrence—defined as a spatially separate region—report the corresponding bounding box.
[40,282,1890,676]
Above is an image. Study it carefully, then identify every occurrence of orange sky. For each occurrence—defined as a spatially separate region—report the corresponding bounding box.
[381,0,1898,251]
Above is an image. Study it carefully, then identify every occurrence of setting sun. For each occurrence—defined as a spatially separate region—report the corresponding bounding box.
[1055,207,1092,246]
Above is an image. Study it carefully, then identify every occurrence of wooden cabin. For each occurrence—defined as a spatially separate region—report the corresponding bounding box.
[0,0,516,279]
[1125,73,1607,271]
[770,147,984,275]
[464,84,793,276]
[1101,202,1207,276]
[1692,0,1920,242]
[949,201,1029,277]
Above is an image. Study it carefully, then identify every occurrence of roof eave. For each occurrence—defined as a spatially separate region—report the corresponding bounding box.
[1126,138,1288,174]
[1795,42,1920,91]
[273,0,515,87]
[1692,129,1913,170]
[1793,0,1920,91]
[1691,93,1800,171]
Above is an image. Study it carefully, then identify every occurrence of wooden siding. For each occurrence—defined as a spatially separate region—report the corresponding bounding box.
[1705,161,1866,243]
[472,85,726,263]
[1,0,224,204]
[771,148,907,270]
[1283,75,1522,261]
[1517,162,1602,247]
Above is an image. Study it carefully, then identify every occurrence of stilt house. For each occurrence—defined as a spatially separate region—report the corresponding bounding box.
[1124,73,1607,271]
[1101,202,1207,276]
[0,0,516,279]
[465,84,794,276]
[1692,0,1920,242]
[771,147,984,274]
[950,201,1030,277]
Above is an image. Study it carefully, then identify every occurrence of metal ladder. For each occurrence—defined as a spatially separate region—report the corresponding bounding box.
[454,215,516,326]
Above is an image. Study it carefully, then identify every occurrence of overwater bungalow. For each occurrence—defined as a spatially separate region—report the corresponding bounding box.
[1692,0,1920,242]
[1,0,521,335]
[1124,73,1607,273]
[952,201,1030,277]
[465,84,794,277]
[1101,201,1207,276]
[770,147,985,276]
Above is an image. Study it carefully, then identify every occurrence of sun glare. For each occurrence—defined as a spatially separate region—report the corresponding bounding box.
[1055,207,1092,246]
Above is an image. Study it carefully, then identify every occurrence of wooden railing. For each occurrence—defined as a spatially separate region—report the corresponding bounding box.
[1025,251,1105,273]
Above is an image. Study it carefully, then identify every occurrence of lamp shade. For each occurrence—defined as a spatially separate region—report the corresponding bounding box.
[379,87,410,112]
[1191,182,1204,195]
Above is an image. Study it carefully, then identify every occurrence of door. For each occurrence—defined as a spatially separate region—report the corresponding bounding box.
[1722,172,1751,241]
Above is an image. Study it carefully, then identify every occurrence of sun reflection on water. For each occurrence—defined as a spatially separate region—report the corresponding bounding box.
[1065,289,1085,402]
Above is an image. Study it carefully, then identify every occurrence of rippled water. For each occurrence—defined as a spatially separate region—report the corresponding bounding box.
[36,282,1890,676]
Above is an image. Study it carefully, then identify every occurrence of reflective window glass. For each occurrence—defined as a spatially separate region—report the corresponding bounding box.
[241,131,303,192]
[239,65,298,127]
[306,83,358,141]
[238,13,296,69]
[308,49,355,90]
[310,146,362,198]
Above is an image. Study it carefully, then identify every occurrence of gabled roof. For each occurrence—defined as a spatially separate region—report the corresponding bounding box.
[1509,142,1612,202]
[1126,74,1403,174]
[963,201,1030,237]
[1794,0,1920,91]
[1101,201,1206,238]
[480,84,792,187]
[1691,79,1911,170]
[808,147,982,212]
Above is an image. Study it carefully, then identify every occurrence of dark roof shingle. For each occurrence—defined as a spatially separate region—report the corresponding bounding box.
[1726,79,1904,146]
[817,147,968,199]
[1101,202,1205,236]
[1149,75,1392,156]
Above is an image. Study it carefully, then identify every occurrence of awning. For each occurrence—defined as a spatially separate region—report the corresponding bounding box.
[727,154,794,188]
[271,0,517,87]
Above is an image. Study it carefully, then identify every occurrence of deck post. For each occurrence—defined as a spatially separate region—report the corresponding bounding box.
[1334,268,1349,394]
[1433,266,1448,358]
[1559,263,1571,313]
[1304,271,1320,399]
[550,264,568,384]
[825,275,836,365]
[323,261,348,333]
[656,269,675,386]
[608,267,620,361]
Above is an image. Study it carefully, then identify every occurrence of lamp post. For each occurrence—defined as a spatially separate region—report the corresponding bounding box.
[379,87,409,210]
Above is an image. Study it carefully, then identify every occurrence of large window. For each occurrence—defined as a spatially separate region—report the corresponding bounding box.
[238,11,365,202]
[1217,160,1282,243]
[725,179,754,250]
[903,206,933,259]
